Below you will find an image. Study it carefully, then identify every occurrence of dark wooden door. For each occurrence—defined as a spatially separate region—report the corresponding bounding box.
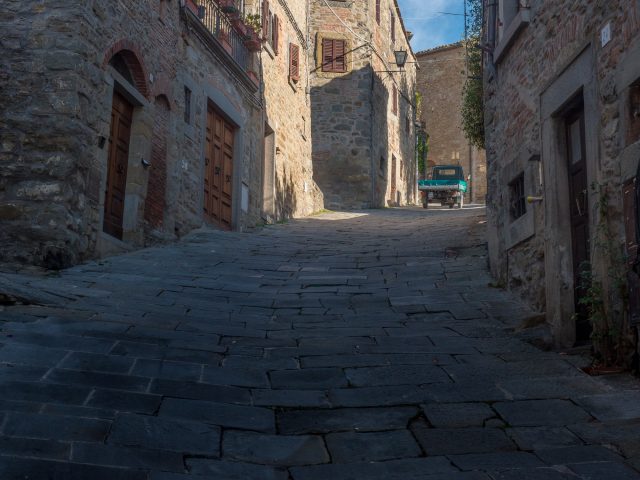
[204,104,234,230]
[566,107,591,341]
[623,177,640,326]
[104,91,133,239]
[390,155,397,205]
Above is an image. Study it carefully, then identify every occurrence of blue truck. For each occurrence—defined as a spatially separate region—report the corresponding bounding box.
[418,165,468,209]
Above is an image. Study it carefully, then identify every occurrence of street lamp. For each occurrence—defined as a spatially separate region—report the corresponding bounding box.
[374,49,411,73]
[394,49,408,69]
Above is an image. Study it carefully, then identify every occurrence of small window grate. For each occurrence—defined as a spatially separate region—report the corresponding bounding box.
[628,81,640,146]
[509,173,526,220]
[184,86,192,124]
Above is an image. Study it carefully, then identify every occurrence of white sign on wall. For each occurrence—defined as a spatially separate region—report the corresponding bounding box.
[241,183,249,213]
[601,22,611,47]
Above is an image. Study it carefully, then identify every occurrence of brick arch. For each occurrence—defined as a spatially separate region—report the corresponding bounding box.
[103,39,150,98]
[151,75,174,109]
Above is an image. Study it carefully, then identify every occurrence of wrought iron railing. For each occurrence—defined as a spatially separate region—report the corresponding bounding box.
[195,0,250,71]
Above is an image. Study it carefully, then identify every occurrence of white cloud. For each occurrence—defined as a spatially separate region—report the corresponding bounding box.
[397,0,465,51]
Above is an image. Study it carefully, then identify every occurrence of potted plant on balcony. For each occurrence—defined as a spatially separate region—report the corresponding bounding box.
[218,0,239,14]
[242,13,262,51]
[230,15,247,37]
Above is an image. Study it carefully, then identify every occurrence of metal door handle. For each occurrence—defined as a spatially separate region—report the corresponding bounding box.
[205,158,209,165]
[225,174,231,183]
[215,166,221,175]
[117,164,125,174]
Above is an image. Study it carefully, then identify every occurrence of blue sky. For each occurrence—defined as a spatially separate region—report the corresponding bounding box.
[397,0,466,52]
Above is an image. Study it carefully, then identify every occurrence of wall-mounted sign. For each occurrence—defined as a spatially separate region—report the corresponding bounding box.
[601,22,612,47]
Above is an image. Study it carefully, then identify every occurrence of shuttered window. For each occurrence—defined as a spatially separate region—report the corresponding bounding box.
[390,9,395,42]
[392,84,398,115]
[262,0,269,39]
[272,14,280,54]
[289,43,300,81]
[322,39,346,73]
[376,0,380,24]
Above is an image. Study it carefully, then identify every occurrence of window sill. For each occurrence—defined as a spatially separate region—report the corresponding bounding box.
[494,8,531,65]
[506,209,535,250]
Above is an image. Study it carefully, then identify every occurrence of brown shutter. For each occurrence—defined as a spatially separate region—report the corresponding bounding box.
[376,0,380,24]
[392,84,398,115]
[273,15,280,54]
[391,10,395,42]
[322,38,334,72]
[289,43,300,81]
[334,40,346,72]
[262,0,269,38]
[322,39,347,73]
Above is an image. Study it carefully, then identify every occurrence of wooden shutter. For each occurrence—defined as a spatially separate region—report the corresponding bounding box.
[262,0,269,38]
[334,39,346,72]
[392,84,398,115]
[322,38,334,72]
[376,0,380,24]
[289,43,300,81]
[322,39,347,73]
[390,10,395,41]
[273,15,280,54]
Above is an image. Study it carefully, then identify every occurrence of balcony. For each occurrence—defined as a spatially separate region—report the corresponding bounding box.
[183,0,261,89]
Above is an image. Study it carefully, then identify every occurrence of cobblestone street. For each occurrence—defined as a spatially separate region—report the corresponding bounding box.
[1,207,640,479]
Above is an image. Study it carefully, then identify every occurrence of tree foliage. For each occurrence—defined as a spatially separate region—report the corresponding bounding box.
[415,92,429,176]
[461,0,485,149]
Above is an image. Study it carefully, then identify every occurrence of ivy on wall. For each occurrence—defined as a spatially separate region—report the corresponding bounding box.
[461,0,485,149]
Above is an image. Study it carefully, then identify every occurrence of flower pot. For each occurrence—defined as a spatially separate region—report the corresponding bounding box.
[231,17,247,36]
[218,0,239,14]
[244,39,261,52]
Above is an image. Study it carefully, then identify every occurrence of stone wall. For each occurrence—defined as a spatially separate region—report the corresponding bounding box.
[484,0,640,346]
[308,0,417,209]
[0,0,264,268]
[259,0,324,221]
[416,44,487,203]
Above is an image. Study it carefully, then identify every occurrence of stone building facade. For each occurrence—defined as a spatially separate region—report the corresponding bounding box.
[0,0,418,268]
[416,43,487,203]
[309,0,418,209]
[0,0,320,268]
[483,0,640,350]
[256,0,324,221]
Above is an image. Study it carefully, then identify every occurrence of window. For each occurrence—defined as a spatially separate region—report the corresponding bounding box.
[375,0,380,24]
[509,173,526,220]
[379,156,385,171]
[497,0,519,42]
[289,43,300,81]
[271,14,280,54]
[262,0,269,39]
[390,9,395,42]
[628,80,640,145]
[405,115,410,134]
[392,84,398,115]
[184,86,192,124]
[322,38,346,73]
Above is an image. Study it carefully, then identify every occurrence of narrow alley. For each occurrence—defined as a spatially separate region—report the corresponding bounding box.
[1,207,639,479]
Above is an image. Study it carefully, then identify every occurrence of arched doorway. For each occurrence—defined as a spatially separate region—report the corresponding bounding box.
[103,50,148,239]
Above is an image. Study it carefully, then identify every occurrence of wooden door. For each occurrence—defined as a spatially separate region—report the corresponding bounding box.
[204,104,234,230]
[390,155,397,205]
[566,107,591,341]
[104,91,133,239]
[623,177,640,326]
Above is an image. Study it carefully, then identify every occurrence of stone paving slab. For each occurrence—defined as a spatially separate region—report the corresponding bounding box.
[1,207,639,478]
